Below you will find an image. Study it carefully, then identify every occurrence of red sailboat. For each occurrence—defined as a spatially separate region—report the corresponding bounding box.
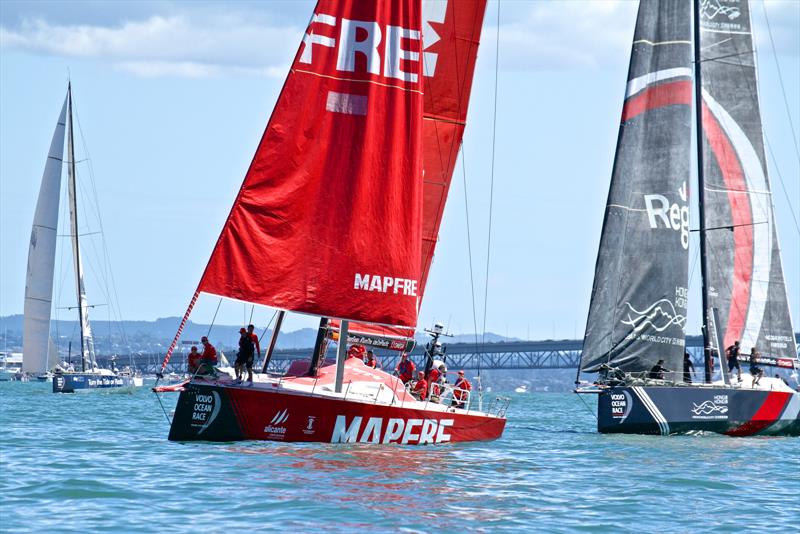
[160,0,507,444]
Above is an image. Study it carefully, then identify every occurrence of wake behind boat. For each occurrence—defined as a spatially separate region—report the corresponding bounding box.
[575,0,799,436]
[158,0,508,444]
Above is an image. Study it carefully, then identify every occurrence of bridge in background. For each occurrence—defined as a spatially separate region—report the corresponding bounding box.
[97,334,799,375]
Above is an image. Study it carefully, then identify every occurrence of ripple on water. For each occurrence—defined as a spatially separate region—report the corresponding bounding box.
[1,385,798,532]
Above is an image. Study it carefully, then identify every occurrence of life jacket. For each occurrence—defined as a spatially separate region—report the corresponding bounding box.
[454,377,471,400]
[413,378,428,400]
[398,360,415,380]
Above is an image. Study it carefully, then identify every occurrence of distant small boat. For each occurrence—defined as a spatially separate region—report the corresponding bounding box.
[514,385,528,394]
[24,84,137,394]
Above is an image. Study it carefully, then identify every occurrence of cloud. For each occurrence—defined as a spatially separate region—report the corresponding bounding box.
[1,0,795,79]
[0,12,302,78]
[489,1,639,71]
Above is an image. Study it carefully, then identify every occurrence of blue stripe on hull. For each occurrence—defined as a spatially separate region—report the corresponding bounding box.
[598,386,800,437]
[53,373,133,393]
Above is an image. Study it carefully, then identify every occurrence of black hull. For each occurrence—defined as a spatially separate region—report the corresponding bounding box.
[598,385,800,436]
[53,373,133,393]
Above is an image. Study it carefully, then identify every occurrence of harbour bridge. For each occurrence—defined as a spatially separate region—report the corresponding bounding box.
[98,334,800,375]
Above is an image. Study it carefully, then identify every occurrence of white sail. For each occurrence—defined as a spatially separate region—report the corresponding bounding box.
[65,87,96,370]
[22,95,68,373]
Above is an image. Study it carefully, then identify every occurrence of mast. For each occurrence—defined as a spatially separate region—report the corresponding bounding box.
[692,0,713,384]
[66,84,93,372]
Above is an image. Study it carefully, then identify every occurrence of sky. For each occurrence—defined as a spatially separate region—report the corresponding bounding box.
[1,0,798,341]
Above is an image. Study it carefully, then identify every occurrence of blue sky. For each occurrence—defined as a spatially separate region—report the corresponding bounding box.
[1,0,798,340]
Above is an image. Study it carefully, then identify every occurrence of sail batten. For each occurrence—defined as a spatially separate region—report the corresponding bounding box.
[698,0,795,361]
[22,96,68,374]
[581,0,693,376]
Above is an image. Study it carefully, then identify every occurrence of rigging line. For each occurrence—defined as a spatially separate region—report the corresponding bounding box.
[206,297,223,338]
[761,0,800,162]
[460,146,480,349]
[482,0,500,349]
[73,100,129,346]
[248,305,255,327]
[764,136,800,236]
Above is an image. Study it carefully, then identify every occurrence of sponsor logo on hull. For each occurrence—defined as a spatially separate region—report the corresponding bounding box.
[610,391,633,422]
[264,409,289,439]
[331,415,454,444]
[691,395,729,420]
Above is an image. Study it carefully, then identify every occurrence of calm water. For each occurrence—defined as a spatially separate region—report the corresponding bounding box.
[1,381,798,532]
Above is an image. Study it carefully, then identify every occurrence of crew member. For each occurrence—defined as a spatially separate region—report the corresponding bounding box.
[428,365,442,398]
[236,328,255,384]
[247,324,261,360]
[347,344,365,360]
[200,336,218,375]
[412,370,428,401]
[364,350,378,368]
[453,370,472,408]
[395,353,415,384]
[647,359,668,380]
[726,341,742,383]
[683,351,695,384]
[749,347,764,387]
[187,346,201,375]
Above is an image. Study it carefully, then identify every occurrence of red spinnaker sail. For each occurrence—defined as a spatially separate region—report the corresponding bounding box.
[334,1,487,339]
[419,0,487,297]
[198,0,424,327]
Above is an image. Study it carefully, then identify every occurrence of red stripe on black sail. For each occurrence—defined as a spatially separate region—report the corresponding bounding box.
[697,0,796,361]
[699,104,752,345]
[581,0,692,377]
[196,0,424,328]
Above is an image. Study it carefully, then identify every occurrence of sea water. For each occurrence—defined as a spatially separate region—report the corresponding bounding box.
[1,381,798,532]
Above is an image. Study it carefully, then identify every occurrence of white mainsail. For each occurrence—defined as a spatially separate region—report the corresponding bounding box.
[22,95,68,374]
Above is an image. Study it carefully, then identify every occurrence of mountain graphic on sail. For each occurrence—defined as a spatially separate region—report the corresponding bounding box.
[197,0,425,328]
[581,0,693,375]
[697,0,796,359]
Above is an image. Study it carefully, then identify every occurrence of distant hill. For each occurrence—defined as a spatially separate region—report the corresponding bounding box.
[0,314,518,353]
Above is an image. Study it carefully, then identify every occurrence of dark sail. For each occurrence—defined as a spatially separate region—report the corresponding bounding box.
[581,0,693,375]
[698,0,796,364]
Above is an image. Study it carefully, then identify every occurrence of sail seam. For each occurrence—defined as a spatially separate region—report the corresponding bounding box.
[292,68,424,95]
[632,39,692,46]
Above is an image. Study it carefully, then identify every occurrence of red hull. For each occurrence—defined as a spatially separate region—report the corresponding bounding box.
[169,381,506,444]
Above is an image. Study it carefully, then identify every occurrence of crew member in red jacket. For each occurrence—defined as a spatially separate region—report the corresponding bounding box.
[247,324,261,359]
[200,336,218,375]
[412,370,428,401]
[187,346,202,375]
[364,350,378,368]
[395,353,415,383]
[453,370,472,408]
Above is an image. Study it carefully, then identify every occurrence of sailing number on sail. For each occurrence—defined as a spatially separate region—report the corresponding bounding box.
[300,12,423,86]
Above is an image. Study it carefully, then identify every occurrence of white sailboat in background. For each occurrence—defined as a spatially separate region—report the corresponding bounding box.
[23,83,138,392]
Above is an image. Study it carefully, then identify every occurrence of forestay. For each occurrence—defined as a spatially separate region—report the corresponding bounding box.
[581,0,693,375]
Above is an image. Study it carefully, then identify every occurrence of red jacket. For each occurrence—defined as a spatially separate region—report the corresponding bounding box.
[365,358,377,368]
[397,359,415,382]
[413,378,428,400]
[188,352,201,372]
[249,332,261,356]
[428,367,440,383]
[201,343,218,364]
